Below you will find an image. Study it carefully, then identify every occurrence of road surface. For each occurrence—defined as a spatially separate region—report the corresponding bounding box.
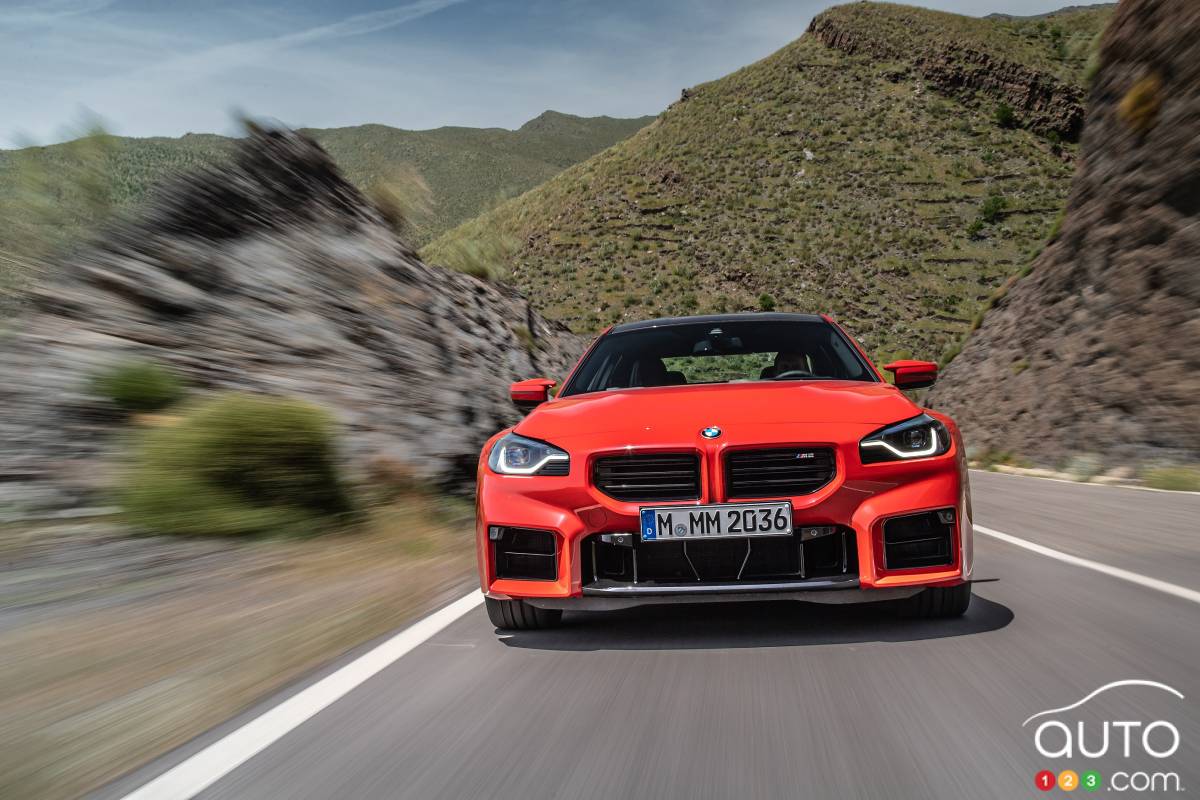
[98,471,1200,799]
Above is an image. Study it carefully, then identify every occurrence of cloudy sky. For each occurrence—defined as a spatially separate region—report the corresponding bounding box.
[2,0,1086,147]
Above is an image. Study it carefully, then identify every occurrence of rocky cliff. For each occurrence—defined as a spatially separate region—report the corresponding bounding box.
[927,0,1200,465]
[808,6,1087,140]
[0,127,582,511]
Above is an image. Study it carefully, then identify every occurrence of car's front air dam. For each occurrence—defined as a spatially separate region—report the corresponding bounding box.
[850,468,972,589]
[479,455,970,602]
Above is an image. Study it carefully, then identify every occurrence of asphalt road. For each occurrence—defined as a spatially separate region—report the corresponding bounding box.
[99,471,1200,800]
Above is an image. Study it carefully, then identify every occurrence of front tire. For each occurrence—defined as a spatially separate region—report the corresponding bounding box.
[485,597,563,630]
[904,582,971,618]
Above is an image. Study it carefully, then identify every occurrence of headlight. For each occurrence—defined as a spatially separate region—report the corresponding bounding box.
[860,414,950,464]
[487,433,570,475]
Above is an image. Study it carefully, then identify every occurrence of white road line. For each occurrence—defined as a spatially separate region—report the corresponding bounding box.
[974,524,1200,605]
[115,520,1198,798]
[118,591,483,800]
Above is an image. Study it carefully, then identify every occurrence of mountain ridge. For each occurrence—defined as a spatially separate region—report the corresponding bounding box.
[0,111,654,257]
[424,1,1112,364]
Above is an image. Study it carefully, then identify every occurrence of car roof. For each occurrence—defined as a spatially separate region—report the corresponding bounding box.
[608,312,827,334]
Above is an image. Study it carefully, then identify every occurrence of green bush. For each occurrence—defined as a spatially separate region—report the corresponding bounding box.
[971,448,1030,469]
[120,393,355,536]
[1143,466,1200,492]
[979,193,1008,224]
[994,103,1016,128]
[758,293,776,311]
[91,360,184,413]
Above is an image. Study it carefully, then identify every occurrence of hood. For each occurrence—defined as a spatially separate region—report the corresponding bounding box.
[515,381,920,444]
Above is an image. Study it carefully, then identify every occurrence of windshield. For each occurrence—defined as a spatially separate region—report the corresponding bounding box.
[560,319,877,396]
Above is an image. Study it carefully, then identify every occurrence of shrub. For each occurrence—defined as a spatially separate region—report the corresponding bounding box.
[1143,466,1200,492]
[1118,73,1163,134]
[1064,453,1103,482]
[120,393,354,536]
[979,193,1007,224]
[970,448,1030,470]
[994,103,1016,129]
[758,293,776,311]
[939,339,963,367]
[91,360,184,413]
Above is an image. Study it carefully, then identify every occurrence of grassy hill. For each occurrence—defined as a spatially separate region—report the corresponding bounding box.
[0,110,652,260]
[424,2,1113,365]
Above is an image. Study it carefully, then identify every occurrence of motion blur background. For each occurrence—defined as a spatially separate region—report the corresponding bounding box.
[0,0,1196,797]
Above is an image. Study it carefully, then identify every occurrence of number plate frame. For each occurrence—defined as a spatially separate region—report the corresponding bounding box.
[638,501,793,541]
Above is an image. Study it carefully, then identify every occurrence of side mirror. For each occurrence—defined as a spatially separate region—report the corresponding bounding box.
[510,378,556,411]
[883,360,938,390]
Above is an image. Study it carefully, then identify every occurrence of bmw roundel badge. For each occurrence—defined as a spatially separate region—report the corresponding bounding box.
[701,426,722,439]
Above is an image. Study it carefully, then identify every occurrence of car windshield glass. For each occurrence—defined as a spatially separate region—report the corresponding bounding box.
[560,319,876,396]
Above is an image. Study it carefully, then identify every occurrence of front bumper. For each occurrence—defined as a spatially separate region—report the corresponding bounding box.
[477,438,972,607]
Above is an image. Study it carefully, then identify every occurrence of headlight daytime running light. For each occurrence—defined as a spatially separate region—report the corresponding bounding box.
[488,433,570,475]
[860,413,950,464]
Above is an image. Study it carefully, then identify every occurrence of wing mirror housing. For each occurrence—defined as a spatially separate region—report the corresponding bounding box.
[883,360,938,390]
[510,378,556,411]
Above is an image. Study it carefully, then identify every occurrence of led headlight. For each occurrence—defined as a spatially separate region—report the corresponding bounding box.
[488,433,569,475]
[860,413,950,464]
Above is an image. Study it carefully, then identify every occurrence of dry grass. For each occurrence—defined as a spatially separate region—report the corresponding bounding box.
[1142,466,1200,492]
[0,496,476,799]
[1118,73,1163,134]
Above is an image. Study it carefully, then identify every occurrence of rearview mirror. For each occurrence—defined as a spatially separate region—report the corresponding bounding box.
[510,378,556,411]
[883,360,938,390]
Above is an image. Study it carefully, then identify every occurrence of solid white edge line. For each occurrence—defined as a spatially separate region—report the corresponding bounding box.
[974,524,1200,605]
[118,591,484,800]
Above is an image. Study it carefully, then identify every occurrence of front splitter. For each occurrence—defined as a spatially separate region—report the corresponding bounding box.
[525,576,921,611]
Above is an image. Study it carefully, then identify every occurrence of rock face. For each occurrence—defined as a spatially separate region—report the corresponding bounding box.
[928,0,1200,465]
[808,9,1085,140]
[0,128,582,510]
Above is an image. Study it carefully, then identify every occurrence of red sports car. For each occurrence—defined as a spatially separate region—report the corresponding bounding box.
[477,313,973,630]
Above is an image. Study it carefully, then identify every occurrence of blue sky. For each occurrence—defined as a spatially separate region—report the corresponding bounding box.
[2,0,1088,147]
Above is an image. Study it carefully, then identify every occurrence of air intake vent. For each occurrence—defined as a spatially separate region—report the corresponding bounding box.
[493,527,558,581]
[883,510,954,569]
[724,448,835,499]
[592,453,700,502]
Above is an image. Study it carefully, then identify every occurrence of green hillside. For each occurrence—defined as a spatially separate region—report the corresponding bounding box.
[424,2,1113,365]
[0,110,652,258]
[814,1,1111,85]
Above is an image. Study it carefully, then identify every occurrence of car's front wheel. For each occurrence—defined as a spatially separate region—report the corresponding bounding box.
[904,582,972,618]
[485,597,563,630]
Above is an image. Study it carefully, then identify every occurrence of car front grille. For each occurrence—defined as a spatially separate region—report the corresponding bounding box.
[592,452,701,502]
[724,447,835,499]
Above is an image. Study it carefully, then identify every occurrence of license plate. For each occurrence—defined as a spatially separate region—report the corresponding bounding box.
[639,502,793,541]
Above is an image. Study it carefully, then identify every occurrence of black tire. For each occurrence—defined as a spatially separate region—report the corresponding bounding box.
[904,582,972,618]
[485,597,563,630]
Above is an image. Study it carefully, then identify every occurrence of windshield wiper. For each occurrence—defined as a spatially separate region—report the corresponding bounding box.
[771,375,837,382]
